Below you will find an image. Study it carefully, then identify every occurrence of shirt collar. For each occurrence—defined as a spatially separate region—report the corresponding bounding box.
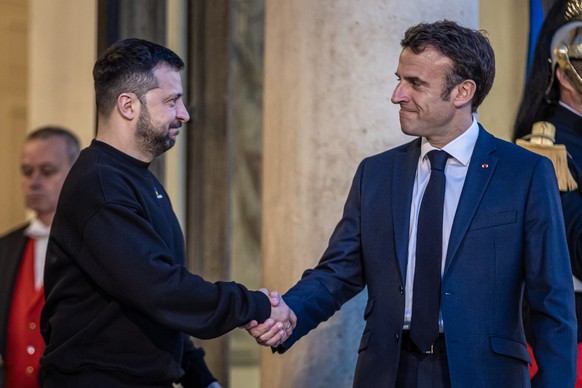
[24,217,51,239]
[420,114,479,167]
[559,101,582,118]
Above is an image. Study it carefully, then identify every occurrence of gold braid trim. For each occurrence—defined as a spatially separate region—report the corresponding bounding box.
[566,0,582,22]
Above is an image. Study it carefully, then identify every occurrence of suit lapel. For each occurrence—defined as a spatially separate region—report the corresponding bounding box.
[0,225,29,351]
[393,139,421,279]
[0,226,29,289]
[445,126,498,273]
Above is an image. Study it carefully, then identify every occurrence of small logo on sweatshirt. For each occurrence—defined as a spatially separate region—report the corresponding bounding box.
[154,187,163,199]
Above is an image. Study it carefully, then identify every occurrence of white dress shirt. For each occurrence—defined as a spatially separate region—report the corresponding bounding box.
[403,116,479,331]
[24,218,51,291]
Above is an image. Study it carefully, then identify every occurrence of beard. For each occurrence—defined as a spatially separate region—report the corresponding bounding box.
[135,105,176,158]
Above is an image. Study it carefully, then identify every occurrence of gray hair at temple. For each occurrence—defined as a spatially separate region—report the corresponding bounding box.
[25,126,81,165]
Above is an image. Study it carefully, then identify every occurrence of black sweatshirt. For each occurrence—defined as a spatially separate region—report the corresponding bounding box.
[41,140,270,386]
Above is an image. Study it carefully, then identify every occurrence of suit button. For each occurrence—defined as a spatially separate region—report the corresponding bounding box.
[399,286,404,295]
[395,333,400,342]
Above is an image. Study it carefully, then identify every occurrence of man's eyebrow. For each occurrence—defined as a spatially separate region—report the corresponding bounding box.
[402,75,428,86]
[166,92,183,100]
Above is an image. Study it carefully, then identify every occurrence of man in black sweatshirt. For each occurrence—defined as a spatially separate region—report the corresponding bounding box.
[40,38,296,388]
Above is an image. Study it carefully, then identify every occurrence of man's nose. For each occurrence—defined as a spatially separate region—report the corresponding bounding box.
[176,100,190,123]
[391,82,407,105]
[26,171,43,187]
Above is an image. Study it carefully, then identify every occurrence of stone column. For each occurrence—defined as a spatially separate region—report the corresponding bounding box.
[186,2,232,385]
[261,1,478,387]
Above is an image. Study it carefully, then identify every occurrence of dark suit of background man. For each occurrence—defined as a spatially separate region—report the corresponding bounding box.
[40,38,295,388]
[0,127,80,388]
[248,20,577,388]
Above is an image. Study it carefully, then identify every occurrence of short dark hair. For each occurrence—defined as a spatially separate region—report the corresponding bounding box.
[401,20,495,112]
[93,38,184,117]
[26,126,81,164]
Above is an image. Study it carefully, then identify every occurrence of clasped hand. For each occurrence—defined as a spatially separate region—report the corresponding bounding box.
[243,288,297,347]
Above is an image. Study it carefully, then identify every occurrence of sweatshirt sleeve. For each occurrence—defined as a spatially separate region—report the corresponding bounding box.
[52,201,271,339]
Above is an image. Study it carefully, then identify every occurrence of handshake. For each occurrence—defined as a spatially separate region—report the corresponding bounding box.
[244,289,297,347]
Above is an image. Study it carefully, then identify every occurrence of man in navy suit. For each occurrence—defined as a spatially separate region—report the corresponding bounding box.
[248,20,577,387]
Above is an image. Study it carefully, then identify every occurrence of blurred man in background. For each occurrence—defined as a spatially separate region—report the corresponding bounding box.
[0,126,80,388]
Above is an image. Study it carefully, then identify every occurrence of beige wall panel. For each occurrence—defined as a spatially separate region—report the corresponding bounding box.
[28,0,97,148]
[0,1,28,232]
[479,1,529,140]
[0,0,97,233]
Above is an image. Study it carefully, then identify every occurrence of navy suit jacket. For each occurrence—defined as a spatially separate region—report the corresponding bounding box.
[278,126,577,388]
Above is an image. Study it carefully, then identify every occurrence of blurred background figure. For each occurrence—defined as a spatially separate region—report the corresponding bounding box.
[0,126,80,388]
[514,0,582,386]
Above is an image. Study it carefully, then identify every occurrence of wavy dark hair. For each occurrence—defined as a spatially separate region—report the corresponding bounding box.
[513,0,568,140]
[401,20,496,113]
[93,38,184,117]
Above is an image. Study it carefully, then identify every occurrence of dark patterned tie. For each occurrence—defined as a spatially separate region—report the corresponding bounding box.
[410,150,449,352]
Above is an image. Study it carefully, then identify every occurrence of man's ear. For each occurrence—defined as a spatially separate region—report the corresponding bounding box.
[452,79,476,108]
[556,67,577,93]
[117,93,139,120]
